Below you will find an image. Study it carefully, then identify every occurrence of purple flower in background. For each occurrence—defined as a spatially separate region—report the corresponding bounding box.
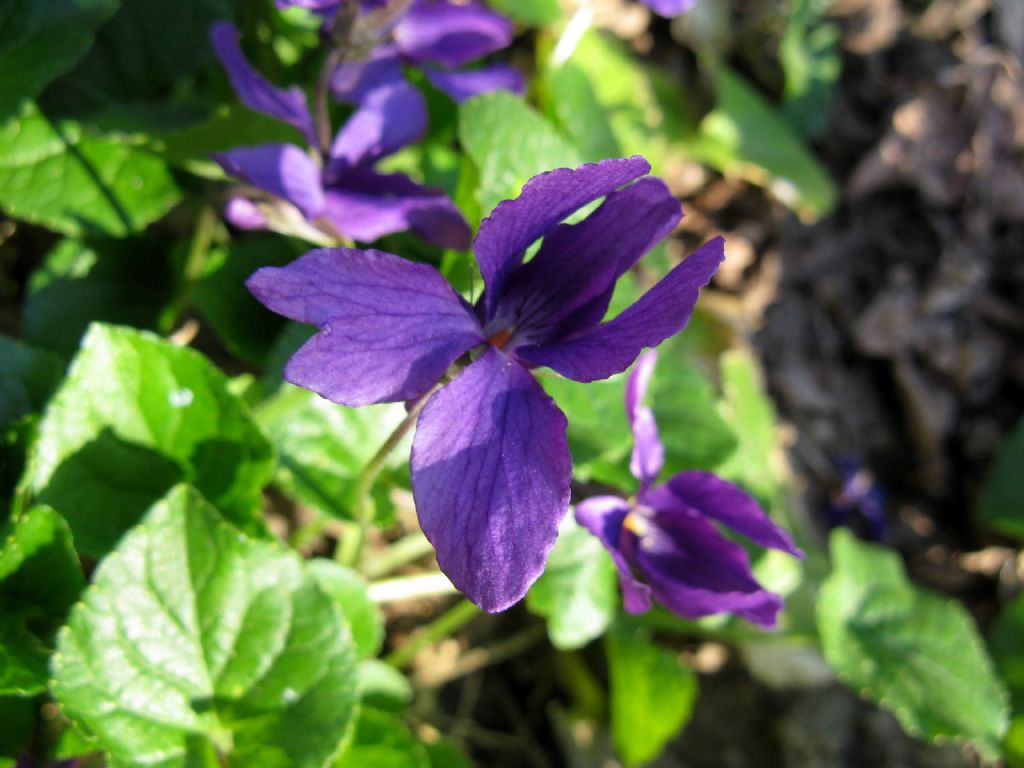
[331,0,524,104]
[576,351,803,627]
[209,22,470,248]
[642,0,697,16]
[827,457,886,541]
[247,156,724,611]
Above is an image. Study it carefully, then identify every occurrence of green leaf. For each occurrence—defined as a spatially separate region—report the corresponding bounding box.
[606,623,698,767]
[332,708,428,768]
[458,91,580,219]
[193,237,301,365]
[993,591,1024,710]
[817,529,1009,759]
[0,335,63,429]
[23,236,178,355]
[528,515,617,649]
[780,0,842,139]
[256,385,407,521]
[979,417,1024,538]
[424,740,471,768]
[308,559,384,659]
[358,660,413,714]
[24,324,274,556]
[544,31,694,169]
[0,505,84,696]
[52,485,360,768]
[486,0,561,25]
[687,62,837,220]
[0,101,180,236]
[0,0,119,119]
[0,696,33,758]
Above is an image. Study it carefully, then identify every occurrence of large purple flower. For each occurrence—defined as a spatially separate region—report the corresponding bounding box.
[576,351,803,627]
[247,156,723,612]
[331,0,524,104]
[209,22,470,249]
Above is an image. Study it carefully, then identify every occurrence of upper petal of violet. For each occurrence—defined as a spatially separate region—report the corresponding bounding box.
[492,176,680,346]
[212,144,325,218]
[656,471,803,557]
[394,0,515,68]
[625,350,664,487]
[422,63,525,103]
[210,22,317,146]
[515,236,724,382]
[246,248,483,405]
[474,156,652,322]
[411,347,572,612]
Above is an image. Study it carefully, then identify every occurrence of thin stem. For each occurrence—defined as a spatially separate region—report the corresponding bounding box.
[162,204,218,333]
[361,530,436,579]
[384,599,482,669]
[313,2,358,156]
[369,571,457,603]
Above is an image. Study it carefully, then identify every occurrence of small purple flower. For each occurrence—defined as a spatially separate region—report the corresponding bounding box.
[642,0,697,16]
[247,156,724,611]
[332,0,524,104]
[576,351,803,627]
[209,22,470,249]
[827,457,886,541]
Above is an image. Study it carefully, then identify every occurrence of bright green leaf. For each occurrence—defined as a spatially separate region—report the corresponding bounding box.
[528,515,617,649]
[688,62,837,220]
[22,236,178,355]
[487,0,561,25]
[0,0,119,119]
[606,623,698,767]
[52,485,360,768]
[358,660,413,713]
[0,101,180,236]
[24,324,274,556]
[332,708,428,768]
[817,529,1009,759]
[256,384,407,521]
[458,91,580,218]
[308,559,384,659]
[979,417,1024,538]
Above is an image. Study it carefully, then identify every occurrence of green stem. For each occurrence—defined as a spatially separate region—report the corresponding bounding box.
[384,599,482,669]
[361,531,436,579]
[163,205,218,333]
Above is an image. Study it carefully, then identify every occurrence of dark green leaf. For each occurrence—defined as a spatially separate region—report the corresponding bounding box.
[52,485,360,768]
[780,0,842,139]
[332,708,428,768]
[0,696,33,758]
[24,324,274,556]
[606,622,698,767]
[979,417,1024,538]
[817,529,1009,759]
[0,102,180,236]
[0,335,63,428]
[424,740,471,768]
[22,236,178,355]
[458,91,580,218]
[0,0,119,119]
[528,515,617,649]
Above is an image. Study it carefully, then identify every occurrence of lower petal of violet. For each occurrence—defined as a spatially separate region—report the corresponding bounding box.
[515,237,725,382]
[323,172,471,249]
[422,64,525,103]
[411,347,572,612]
[246,247,483,405]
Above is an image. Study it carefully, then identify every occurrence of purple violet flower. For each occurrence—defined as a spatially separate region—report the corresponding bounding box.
[642,0,697,16]
[331,0,524,104]
[209,22,470,249]
[247,156,724,612]
[576,351,803,628]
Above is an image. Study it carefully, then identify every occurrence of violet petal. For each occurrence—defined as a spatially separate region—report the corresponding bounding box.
[515,236,724,381]
[212,144,325,218]
[224,196,269,230]
[394,0,514,67]
[475,156,652,321]
[659,471,803,557]
[326,82,427,179]
[331,48,405,104]
[246,248,483,405]
[422,64,525,102]
[323,171,471,248]
[643,0,698,17]
[626,350,664,487]
[411,347,571,612]
[210,22,317,146]
[575,497,653,613]
[493,176,680,344]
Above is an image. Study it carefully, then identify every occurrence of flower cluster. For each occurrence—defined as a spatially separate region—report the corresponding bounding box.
[247,156,725,611]
[209,21,471,248]
[577,351,803,627]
